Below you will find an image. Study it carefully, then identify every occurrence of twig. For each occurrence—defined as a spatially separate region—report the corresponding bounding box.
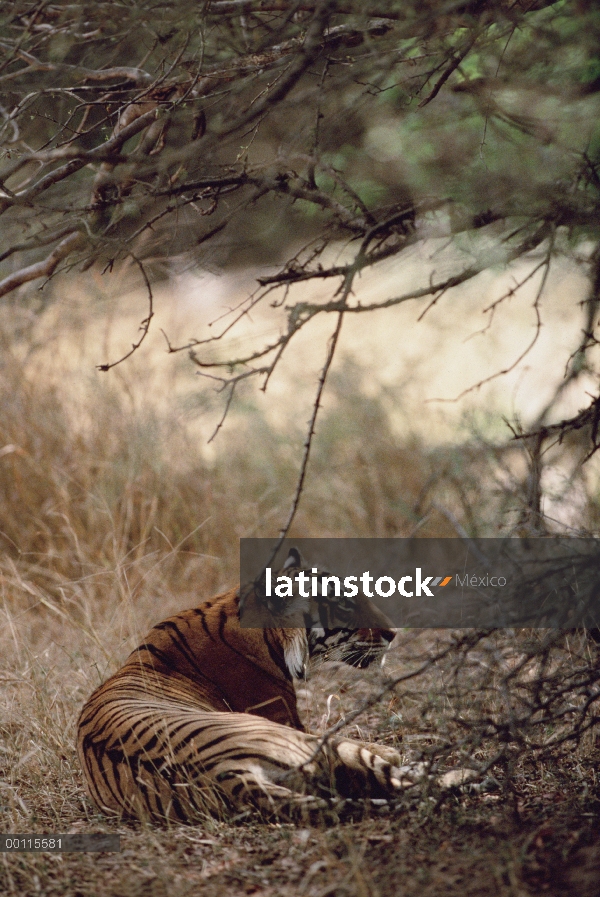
[431,236,554,404]
[417,31,479,108]
[97,256,154,371]
[207,383,238,444]
[279,310,345,539]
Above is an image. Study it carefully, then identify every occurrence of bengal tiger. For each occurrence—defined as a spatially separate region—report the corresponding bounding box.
[77,550,422,823]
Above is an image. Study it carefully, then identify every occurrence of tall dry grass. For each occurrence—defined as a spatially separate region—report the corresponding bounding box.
[1,310,598,678]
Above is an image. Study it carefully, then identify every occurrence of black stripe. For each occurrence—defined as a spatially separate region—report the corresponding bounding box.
[151,620,217,681]
[190,606,217,642]
[263,630,292,680]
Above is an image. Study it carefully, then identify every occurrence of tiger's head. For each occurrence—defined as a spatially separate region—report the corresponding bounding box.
[244,548,396,678]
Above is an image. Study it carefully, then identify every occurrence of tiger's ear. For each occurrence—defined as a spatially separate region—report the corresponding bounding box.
[283,547,302,569]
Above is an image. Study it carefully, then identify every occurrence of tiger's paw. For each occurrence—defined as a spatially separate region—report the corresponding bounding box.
[360,743,403,766]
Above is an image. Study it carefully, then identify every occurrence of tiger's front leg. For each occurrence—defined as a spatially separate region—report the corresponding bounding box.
[218,741,422,820]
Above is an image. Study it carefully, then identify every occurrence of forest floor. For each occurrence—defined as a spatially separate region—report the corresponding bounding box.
[2,633,599,897]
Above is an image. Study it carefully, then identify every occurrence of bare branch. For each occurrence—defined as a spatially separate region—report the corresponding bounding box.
[96,257,154,371]
[0,51,153,86]
[0,232,84,299]
[417,31,480,108]
[433,236,555,404]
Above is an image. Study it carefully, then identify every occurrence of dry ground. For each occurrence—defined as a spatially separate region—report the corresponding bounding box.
[1,616,599,897]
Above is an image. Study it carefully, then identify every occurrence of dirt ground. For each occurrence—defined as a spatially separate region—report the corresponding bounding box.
[2,635,599,897]
[6,811,600,897]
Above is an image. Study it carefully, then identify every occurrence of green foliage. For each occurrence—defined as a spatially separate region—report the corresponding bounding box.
[1,0,598,270]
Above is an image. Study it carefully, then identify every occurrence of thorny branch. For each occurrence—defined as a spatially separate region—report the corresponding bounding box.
[96,256,154,371]
[434,230,555,405]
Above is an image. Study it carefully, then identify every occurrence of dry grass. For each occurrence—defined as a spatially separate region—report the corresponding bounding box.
[1,309,599,896]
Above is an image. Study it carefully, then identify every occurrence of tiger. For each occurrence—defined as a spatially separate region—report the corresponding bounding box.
[77,549,422,823]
